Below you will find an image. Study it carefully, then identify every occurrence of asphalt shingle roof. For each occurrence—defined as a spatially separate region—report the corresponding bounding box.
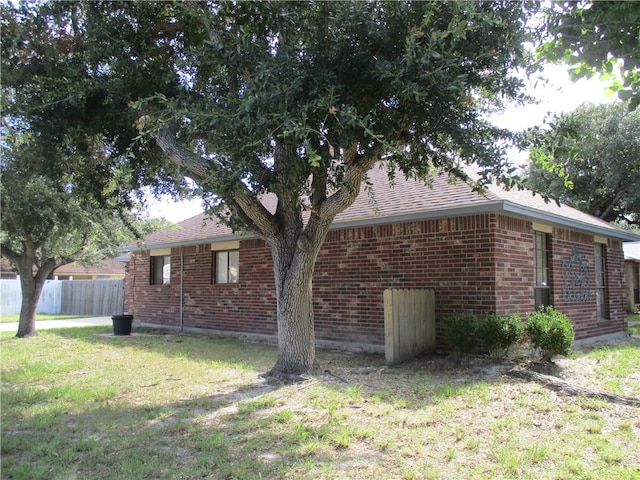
[127,164,639,251]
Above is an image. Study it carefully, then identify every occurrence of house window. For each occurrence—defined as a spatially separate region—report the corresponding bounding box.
[534,231,550,309]
[151,255,171,285]
[213,250,239,284]
[594,243,608,320]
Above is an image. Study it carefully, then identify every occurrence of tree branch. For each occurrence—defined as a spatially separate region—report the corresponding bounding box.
[315,146,380,220]
[156,123,209,184]
[156,123,283,239]
[37,257,58,284]
[232,188,280,239]
[310,167,328,210]
[598,189,624,222]
[0,246,21,267]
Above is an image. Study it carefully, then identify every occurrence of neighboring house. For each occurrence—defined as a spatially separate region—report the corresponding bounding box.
[0,257,126,280]
[121,165,640,352]
[625,253,640,313]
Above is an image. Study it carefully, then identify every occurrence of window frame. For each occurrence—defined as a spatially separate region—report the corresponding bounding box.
[151,254,171,285]
[533,231,550,310]
[594,243,608,320]
[213,249,239,284]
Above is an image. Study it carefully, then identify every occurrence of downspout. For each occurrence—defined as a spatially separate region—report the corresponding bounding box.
[180,245,184,332]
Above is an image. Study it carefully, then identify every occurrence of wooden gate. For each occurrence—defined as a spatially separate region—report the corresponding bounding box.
[384,288,435,365]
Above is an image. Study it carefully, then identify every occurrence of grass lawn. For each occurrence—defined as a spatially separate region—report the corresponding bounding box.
[630,313,640,336]
[0,313,98,324]
[1,327,639,480]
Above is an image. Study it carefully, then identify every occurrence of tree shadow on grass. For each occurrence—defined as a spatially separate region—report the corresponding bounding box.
[6,331,638,479]
[1,374,295,480]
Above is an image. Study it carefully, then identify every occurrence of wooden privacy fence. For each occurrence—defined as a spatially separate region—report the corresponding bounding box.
[384,288,435,365]
[61,280,124,316]
[0,279,124,316]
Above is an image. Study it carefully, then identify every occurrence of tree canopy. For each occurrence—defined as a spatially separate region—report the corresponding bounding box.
[525,102,640,227]
[3,1,539,372]
[1,1,188,207]
[539,1,640,110]
[0,1,183,337]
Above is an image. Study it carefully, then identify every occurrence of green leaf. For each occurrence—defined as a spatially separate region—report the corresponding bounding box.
[618,89,634,102]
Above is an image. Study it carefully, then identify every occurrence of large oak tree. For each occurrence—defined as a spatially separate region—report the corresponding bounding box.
[525,102,640,227]
[5,1,539,374]
[1,129,131,337]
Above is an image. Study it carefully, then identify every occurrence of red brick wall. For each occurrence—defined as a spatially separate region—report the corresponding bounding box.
[124,250,181,328]
[313,215,501,346]
[549,231,627,340]
[493,216,535,314]
[182,240,278,335]
[126,241,278,334]
[125,213,628,347]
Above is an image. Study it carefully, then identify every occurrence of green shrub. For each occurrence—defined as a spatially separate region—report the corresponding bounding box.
[442,312,479,354]
[478,313,524,358]
[525,307,575,362]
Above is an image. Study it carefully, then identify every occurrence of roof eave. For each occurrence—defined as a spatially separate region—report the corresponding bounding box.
[500,201,640,242]
[118,232,251,253]
[119,199,640,253]
[332,200,640,242]
[331,202,501,230]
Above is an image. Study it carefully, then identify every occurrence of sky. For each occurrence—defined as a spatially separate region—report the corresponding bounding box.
[492,63,614,131]
[144,64,640,256]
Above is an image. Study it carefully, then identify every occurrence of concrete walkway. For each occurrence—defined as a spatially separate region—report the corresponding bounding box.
[0,316,113,333]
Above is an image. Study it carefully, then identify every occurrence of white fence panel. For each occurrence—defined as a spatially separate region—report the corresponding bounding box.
[0,279,22,314]
[0,278,62,314]
[39,279,62,314]
[0,279,23,314]
[0,278,123,316]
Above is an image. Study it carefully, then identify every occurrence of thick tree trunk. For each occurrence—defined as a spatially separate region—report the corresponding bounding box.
[9,243,57,338]
[16,273,46,338]
[268,235,324,377]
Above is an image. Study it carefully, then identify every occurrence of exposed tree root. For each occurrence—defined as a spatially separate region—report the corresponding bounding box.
[507,367,640,407]
[261,370,310,384]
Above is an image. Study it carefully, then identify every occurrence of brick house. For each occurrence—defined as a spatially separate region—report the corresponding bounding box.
[121,165,640,351]
[625,253,640,313]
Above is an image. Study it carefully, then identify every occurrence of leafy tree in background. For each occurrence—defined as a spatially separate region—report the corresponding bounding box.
[1,1,188,208]
[525,102,640,227]
[0,2,182,337]
[4,1,539,374]
[0,124,175,338]
[540,1,640,110]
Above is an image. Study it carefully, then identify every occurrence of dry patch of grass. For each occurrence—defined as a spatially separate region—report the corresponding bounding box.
[1,327,639,479]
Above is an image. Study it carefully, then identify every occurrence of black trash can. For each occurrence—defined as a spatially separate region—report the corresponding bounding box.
[111,314,133,336]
